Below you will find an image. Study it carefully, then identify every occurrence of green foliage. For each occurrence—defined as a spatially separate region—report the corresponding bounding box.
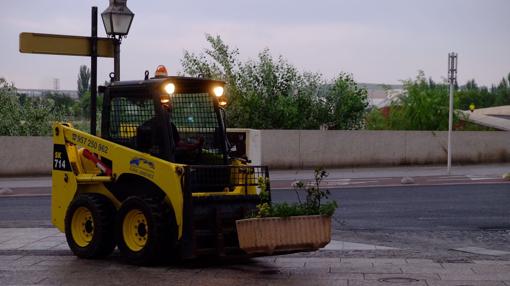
[493,74,510,106]
[75,91,103,119]
[257,177,271,204]
[77,65,91,98]
[0,78,63,136]
[302,168,330,212]
[43,92,75,116]
[253,168,338,218]
[456,75,510,109]
[181,35,368,130]
[318,74,369,129]
[368,72,510,131]
[367,71,462,131]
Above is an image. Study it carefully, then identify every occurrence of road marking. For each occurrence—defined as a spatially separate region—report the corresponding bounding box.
[467,175,497,181]
[453,247,510,256]
[348,181,379,185]
[0,194,51,198]
[322,240,397,251]
[425,178,472,182]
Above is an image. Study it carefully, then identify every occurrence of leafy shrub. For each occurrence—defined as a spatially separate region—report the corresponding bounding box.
[182,35,368,130]
[253,168,338,218]
[0,78,63,136]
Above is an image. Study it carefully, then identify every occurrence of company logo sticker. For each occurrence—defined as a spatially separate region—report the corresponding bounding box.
[129,157,155,178]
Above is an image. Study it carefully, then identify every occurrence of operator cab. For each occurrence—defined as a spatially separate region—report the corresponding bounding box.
[101,67,229,165]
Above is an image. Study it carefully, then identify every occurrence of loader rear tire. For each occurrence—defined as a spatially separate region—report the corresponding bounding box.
[116,196,176,265]
[65,194,116,259]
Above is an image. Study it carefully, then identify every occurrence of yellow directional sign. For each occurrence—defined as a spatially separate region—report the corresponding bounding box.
[19,32,115,58]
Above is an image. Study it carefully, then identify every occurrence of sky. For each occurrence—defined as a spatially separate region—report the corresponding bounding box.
[1,0,509,90]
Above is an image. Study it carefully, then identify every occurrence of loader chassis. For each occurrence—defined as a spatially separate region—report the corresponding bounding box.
[51,76,269,264]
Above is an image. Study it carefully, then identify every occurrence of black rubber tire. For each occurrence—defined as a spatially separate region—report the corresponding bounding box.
[64,193,116,259]
[115,196,177,265]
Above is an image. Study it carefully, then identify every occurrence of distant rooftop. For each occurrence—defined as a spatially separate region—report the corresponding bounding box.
[16,88,78,99]
[359,83,404,108]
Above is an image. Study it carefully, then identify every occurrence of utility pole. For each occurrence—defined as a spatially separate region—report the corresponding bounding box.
[447,52,458,175]
[91,7,98,135]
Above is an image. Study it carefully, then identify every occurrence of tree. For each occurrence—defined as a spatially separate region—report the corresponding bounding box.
[181,35,368,129]
[367,71,461,131]
[317,74,369,129]
[0,78,62,136]
[71,91,103,120]
[43,92,75,116]
[492,74,510,106]
[455,73,510,110]
[77,65,91,98]
[0,78,21,135]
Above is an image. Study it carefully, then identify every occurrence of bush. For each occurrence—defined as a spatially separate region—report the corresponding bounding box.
[367,72,461,131]
[253,168,338,218]
[0,78,63,136]
[182,35,368,130]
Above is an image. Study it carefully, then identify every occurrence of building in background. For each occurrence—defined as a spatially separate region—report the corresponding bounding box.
[16,88,79,99]
[359,83,404,108]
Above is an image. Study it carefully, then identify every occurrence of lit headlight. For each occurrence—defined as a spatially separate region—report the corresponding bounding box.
[160,94,171,104]
[213,86,224,97]
[219,96,227,107]
[164,83,175,94]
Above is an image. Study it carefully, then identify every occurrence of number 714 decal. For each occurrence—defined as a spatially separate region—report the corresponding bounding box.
[53,144,72,171]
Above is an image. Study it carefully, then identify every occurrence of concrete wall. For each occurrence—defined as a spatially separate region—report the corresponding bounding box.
[0,136,52,176]
[0,129,260,176]
[261,130,510,169]
[1,131,509,175]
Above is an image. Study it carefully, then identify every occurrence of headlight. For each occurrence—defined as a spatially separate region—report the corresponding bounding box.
[164,83,175,94]
[160,94,171,104]
[213,86,224,97]
[219,96,227,107]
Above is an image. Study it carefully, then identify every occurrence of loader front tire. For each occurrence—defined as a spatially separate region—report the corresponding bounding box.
[116,196,176,265]
[65,194,116,259]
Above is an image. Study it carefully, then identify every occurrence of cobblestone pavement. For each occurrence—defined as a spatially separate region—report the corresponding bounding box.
[1,252,510,285]
[328,229,510,261]
[1,228,510,285]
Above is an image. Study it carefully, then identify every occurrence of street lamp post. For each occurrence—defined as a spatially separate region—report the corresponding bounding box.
[90,7,98,135]
[101,0,134,81]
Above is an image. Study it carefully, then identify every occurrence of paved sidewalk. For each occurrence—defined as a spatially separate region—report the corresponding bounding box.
[0,228,395,252]
[270,163,510,181]
[1,228,510,285]
[1,250,510,285]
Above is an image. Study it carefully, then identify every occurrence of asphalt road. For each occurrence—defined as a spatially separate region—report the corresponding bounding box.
[272,183,510,231]
[1,183,509,231]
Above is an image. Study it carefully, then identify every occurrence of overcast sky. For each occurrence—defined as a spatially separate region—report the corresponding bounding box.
[1,0,509,90]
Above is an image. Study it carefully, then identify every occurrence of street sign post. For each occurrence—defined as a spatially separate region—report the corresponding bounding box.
[20,3,133,135]
[19,8,115,135]
[19,32,114,58]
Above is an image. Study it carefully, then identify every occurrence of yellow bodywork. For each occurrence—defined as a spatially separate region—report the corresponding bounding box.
[52,123,185,238]
[51,122,258,240]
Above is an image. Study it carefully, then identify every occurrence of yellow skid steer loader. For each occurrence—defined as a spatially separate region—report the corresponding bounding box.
[51,68,269,265]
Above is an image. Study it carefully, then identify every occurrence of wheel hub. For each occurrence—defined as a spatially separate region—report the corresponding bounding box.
[71,207,94,247]
[137,223,147,237]
[123,209,148,252]
[85,220,94,233]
